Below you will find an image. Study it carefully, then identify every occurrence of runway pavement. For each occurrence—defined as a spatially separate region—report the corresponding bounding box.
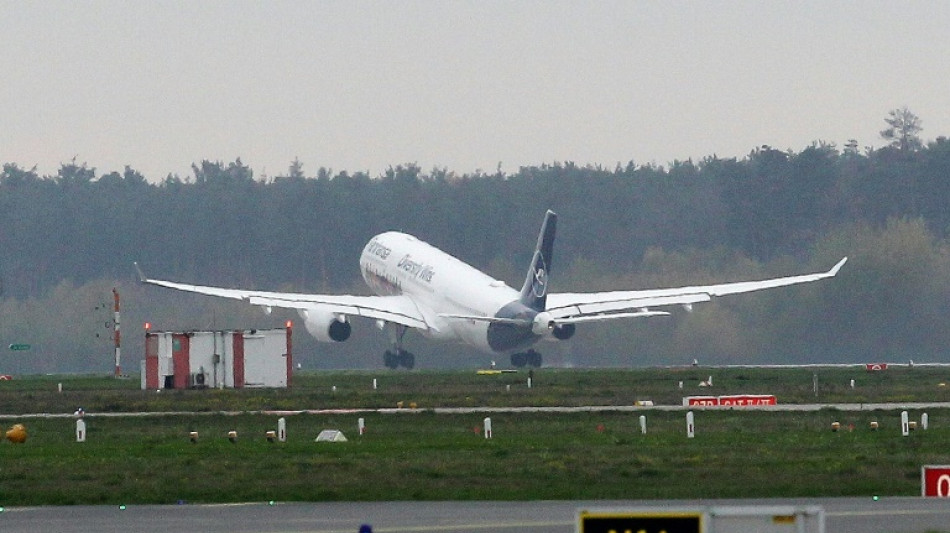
[4,401,949,420]
[2,498,949,533]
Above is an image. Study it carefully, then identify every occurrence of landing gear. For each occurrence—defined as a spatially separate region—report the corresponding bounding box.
[382,323,415,369]
[384,349,415,369]
[510,349,542,368]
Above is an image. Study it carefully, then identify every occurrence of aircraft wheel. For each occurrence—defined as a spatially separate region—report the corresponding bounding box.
[527,349,542,367]
[384,350,399,369]
[400,351,415,370]
[511,352,527,368]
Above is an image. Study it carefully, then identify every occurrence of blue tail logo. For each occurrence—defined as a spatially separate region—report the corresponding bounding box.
[531,260,548,298]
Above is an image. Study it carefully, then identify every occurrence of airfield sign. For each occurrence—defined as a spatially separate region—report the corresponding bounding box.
[578,506,824,533]
[922,465,950,497]
[8,344,30,351]
[578,510,702,533]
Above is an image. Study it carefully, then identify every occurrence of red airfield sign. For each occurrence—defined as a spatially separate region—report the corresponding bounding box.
[922,465,950,497]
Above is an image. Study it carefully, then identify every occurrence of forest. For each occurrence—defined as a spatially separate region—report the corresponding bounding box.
[2,109,950,373]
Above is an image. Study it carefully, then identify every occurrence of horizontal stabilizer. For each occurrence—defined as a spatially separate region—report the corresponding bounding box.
[553,310,670,324]
[438,313,531,326]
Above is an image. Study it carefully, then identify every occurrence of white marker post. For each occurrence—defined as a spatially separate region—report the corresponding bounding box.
[901,411,910,437]
[373,378,377,390]
[76,419,86,442]
[278,417,287,442]
[922,413,929,431]
[639,415,647,435]
[483,417,492,439]
[358,417,366,436]
[686,411,695,438]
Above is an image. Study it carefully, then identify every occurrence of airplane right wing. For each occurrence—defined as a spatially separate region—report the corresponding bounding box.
[544,257,847,324]
[134,263,430,330]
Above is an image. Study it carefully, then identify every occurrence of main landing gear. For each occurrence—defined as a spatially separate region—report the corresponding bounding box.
[510,349,542,368]
[384,349,415,369]
[382,323,415,369]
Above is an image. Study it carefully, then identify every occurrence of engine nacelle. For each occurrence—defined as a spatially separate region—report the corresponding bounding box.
[300,308,352,342]
[551,323,575,340]
[531,311,555,336]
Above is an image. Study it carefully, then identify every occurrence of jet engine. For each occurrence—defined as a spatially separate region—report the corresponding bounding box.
[531,311,575,340]
[300,308,352,342]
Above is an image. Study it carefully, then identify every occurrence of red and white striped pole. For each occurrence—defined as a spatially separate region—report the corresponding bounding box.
[113,288,121,377]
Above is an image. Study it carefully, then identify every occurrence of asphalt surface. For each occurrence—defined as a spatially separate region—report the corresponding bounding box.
[1,498,949,533]
[5,401,950,420]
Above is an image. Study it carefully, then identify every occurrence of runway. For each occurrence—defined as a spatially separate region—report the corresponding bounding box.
[2,498,949,533]
[4,401,949,421]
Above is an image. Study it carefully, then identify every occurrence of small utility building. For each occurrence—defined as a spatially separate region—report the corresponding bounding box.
[141,327,292,390]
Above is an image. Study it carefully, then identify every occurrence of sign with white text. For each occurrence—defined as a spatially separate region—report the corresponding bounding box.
[922,465,950,497]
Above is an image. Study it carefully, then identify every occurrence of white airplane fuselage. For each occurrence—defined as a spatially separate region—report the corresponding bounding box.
[359,231,523,353]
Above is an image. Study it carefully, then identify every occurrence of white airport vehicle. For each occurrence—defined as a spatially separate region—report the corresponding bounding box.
[136,210,846,369]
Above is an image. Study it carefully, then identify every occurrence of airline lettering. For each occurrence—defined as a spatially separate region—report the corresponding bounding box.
[397,255,436,283]
[365,239,392,260]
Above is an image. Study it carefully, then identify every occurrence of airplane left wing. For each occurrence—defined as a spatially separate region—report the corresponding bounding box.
[134,263,430,330]
[545,257,847,323]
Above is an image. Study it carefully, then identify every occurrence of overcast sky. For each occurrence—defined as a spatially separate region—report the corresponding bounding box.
[2,1,948,181]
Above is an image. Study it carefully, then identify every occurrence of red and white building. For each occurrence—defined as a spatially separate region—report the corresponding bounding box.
[141,326,292,390]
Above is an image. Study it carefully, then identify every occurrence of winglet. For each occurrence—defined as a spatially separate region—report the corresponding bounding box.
[133,262,147,283]
[829,257,848,277]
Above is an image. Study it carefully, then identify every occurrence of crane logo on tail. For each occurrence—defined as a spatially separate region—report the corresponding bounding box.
[531,260,548,298]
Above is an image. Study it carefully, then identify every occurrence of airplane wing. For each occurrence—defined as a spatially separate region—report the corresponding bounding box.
[133,263,429,330]
[545,257,847,323]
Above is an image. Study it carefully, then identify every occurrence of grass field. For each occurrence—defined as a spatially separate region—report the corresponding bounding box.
[0,366,949,505]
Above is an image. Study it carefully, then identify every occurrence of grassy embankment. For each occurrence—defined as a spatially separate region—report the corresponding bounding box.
[0,366,948,505]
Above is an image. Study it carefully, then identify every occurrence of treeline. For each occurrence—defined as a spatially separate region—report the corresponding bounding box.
[3,126,950,371]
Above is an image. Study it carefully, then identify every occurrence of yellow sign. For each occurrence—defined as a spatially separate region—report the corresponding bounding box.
[578,510,703,533]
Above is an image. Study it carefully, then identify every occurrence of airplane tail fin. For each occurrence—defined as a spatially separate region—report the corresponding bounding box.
[519,210,557,312]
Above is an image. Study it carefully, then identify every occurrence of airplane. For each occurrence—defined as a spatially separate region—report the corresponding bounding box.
[135,210,847,369]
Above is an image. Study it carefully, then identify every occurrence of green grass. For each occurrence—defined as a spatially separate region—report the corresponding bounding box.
[4,366,950,413]
[0,367,949,505]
